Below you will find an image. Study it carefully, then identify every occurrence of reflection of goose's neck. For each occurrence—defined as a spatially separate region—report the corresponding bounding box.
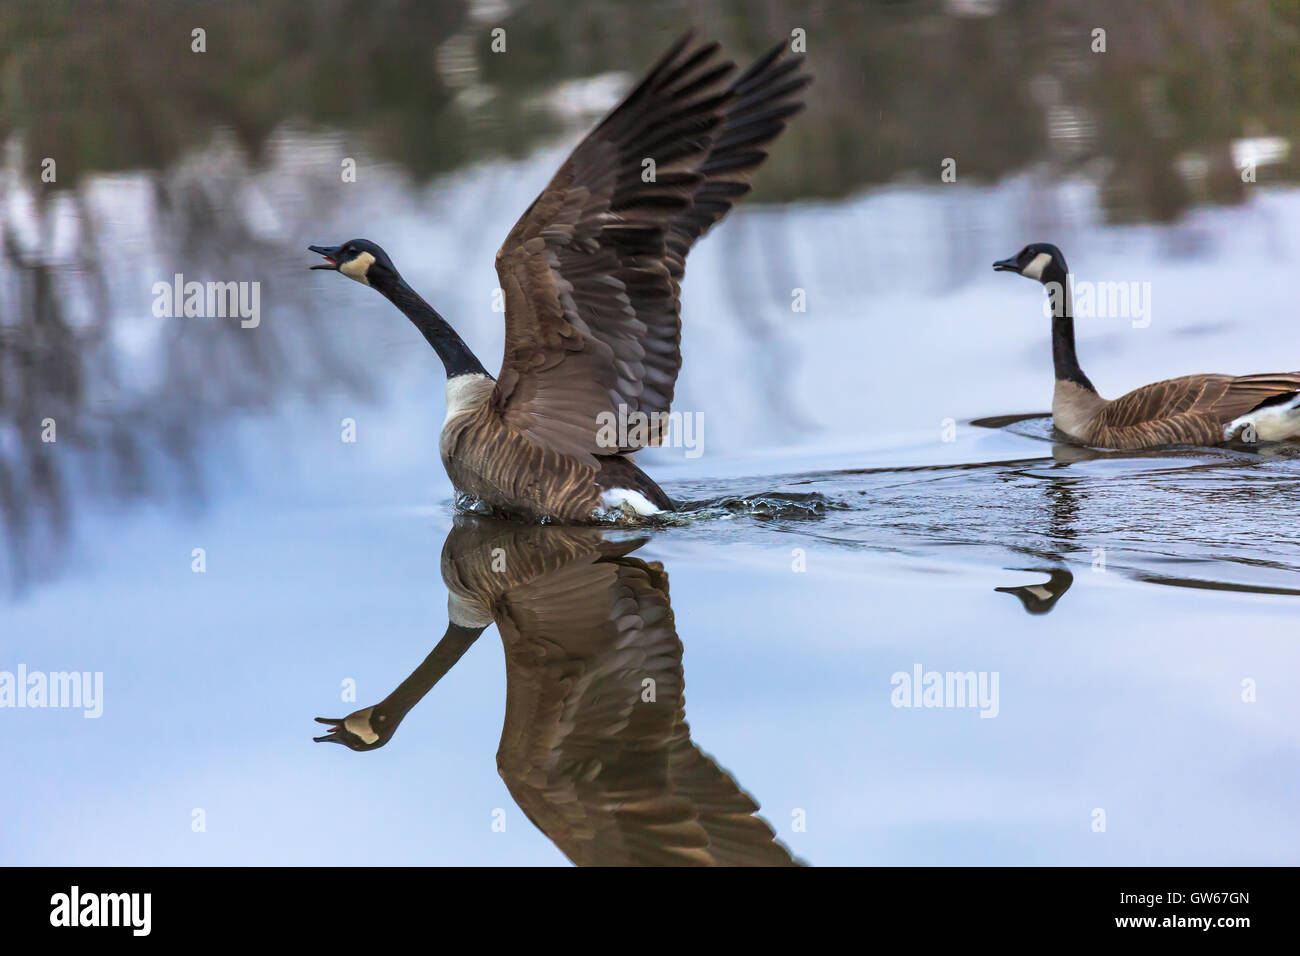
[384,622,485,717]
[319,622,485,750]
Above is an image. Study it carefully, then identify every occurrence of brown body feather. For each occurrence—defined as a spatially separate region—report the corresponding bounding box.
[1059,372,1300,449]
[441,380,676,521]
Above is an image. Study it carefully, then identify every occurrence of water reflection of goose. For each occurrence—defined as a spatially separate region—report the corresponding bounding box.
[995,568,1074,615]
[314,517,800,866]
[308,35,808,522]
[994,243,1300,449]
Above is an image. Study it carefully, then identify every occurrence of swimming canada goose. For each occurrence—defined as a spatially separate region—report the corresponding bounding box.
[309,35,809,521]
[316,517,800,866]
[993,243,1300,449]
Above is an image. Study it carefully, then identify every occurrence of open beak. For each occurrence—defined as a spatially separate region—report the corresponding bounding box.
[992,256,1020,273]
[312,716,346,744]
[308,244,341,271]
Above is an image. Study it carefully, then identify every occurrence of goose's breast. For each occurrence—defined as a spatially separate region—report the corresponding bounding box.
[1052,379,1105,439]
[442,373,495,427]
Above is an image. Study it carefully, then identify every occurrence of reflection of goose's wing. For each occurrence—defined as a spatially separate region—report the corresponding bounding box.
[494,550,798,866]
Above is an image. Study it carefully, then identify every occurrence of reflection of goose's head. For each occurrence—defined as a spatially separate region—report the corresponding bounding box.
[993,242,1068,285]
[995,568,1074,615]
[311,611,487,753]
[313,705,398,751]
[308,239,399,289]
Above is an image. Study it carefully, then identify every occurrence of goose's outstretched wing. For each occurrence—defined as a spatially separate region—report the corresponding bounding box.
[491,34,809,464]
[494,553,799,866]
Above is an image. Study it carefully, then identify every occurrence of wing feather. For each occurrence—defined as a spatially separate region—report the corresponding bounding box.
[492,34,809,464]
[1091,372,1300,445]
[494,551,798,866]
[1098,373,1300,427]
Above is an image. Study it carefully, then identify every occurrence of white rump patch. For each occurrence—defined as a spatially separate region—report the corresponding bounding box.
[1225,393,1300,442]
[601,488,664,516]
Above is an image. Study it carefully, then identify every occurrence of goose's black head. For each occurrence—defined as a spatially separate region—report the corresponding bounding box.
[312,705,399,752]
[308,238,398,289]
[993,243,1068,284]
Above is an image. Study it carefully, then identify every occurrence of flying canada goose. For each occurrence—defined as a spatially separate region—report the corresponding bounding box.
[993,243,1300,449]
[316,517,800,866]
[309,35,809,521]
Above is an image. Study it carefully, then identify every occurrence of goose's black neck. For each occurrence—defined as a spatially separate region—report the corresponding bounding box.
[1044,266,1095,392]
[375,274,488,378]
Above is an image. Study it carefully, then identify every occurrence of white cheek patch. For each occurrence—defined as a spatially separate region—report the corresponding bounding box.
[344,708,380,745]
[339,251,376,285]
[1022,252,1053,281]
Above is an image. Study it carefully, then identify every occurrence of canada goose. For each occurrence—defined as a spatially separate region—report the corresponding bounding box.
[316,517,800,866]
[309,35,809,521]
[993,243,1300,449]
